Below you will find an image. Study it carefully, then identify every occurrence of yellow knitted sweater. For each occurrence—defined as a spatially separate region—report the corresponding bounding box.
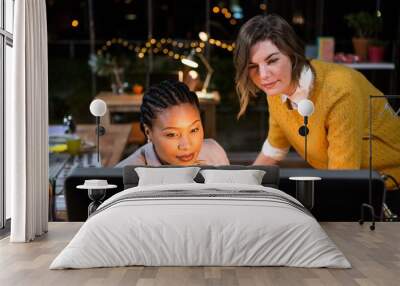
[267,60,400,189]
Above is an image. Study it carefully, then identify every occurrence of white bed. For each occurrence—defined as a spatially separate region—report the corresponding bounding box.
[50,182,350,269]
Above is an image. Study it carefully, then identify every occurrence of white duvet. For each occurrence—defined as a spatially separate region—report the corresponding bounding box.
[50,183,351,269]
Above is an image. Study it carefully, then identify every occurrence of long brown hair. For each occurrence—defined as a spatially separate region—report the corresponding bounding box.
[234,14,309,118]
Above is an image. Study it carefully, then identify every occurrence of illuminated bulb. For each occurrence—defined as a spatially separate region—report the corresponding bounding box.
[199,31,209,42]
[90,99,107,117]
[259,3,267,11]
[212,6,220,13]
[298,99,315,117]
[188,70,199,79]
[181,58,198,68]
[71,19,79,28]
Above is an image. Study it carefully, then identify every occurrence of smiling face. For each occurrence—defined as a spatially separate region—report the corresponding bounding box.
[248,39,295,96]
[144,103,204,166]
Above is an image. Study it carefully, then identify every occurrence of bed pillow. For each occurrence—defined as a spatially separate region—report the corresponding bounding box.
[135,167,201,186]
[200,169,266,185]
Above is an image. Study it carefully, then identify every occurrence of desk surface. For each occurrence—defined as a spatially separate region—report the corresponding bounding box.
[76,124,131,167]
[1,222,399,285]
[343,62,395,70]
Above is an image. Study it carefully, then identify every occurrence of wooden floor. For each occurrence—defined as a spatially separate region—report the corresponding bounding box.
[1,222,399,286]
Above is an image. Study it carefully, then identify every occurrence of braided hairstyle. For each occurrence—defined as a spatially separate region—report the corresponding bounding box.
[140,80,200,134]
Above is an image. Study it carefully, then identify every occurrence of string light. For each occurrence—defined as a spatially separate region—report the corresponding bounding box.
[211,5,237,25]
[198,31,209,42]
[71,19,79,28]
[95,36,236,63]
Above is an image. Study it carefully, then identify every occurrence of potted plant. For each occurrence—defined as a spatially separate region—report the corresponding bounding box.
[345,11,382,61]
[368,39,386,63]
[88,53,126,94]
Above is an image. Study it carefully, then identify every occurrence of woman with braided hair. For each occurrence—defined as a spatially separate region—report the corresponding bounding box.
[116,80,229,166]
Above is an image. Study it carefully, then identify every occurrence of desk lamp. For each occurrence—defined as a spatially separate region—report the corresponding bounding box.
[181,49,214,94]
[89,99,107,166]
[294,99,318,210]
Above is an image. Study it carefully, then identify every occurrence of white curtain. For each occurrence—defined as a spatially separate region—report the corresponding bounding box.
[7,0,48,242]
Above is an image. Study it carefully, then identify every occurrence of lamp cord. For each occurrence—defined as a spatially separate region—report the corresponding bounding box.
[96,116,100,165]
[304,116,308,162]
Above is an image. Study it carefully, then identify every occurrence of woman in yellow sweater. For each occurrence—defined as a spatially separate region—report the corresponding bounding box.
[234,14,400,189]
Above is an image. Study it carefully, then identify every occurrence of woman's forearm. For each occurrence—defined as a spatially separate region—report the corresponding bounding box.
[253,152,279,166]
